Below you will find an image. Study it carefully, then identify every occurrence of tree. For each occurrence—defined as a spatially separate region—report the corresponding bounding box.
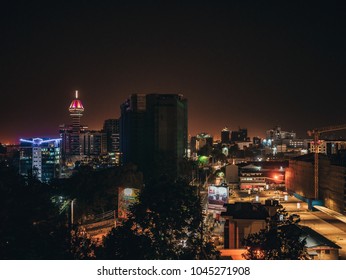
[0,162,98,259]
[96,176,220,260]
[241,208,309,260]
[70,228,97,259]
[0,162,71,259]
[52,166,125,222]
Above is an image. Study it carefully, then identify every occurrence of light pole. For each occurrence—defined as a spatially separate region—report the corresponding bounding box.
[70,198,76,228]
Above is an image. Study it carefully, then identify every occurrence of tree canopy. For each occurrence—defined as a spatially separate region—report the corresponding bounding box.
[241,208,309,260]
[96,176,220,260]
[0,162,73,259]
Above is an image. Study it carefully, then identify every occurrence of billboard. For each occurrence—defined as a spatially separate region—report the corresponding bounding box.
[208,185,228,209]
[118,187,139,219]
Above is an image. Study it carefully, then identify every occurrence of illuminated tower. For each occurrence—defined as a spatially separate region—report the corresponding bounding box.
[68,90,84,155]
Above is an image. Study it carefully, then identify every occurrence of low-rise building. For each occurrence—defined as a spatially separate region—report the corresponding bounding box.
[286,153,346,214]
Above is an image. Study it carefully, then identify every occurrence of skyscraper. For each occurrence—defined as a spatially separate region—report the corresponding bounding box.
[103,118,121,165]
[120,93,188,180]
[60,91,108,169]
[231,127,248,142]
[60,90,88,163]
[221,127,230,144]
[68,90,85,155]
[103,119,120,154]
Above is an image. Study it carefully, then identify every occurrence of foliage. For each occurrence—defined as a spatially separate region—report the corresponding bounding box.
[198,144,213,157]
[51,164,143,222]
[241,208,309,260]
[70,228,97,259]
[0,162,98,259]
[0,162,71,259]
[96,176,220,260]
[210,146,227,163]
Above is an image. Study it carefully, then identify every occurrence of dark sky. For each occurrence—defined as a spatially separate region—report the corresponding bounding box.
[1,1,346,143]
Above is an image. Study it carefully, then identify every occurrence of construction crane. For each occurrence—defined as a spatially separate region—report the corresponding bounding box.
[307,123,346,200]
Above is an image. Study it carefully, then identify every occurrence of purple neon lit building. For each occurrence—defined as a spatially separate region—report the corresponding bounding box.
[19,137,61,183]
[68,90,85,156]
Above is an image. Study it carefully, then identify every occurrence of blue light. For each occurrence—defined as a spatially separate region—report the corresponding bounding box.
[20,138,62,146]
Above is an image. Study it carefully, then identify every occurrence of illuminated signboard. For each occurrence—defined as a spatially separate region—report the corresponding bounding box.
[118,187,139,219]
[208,185,228,208]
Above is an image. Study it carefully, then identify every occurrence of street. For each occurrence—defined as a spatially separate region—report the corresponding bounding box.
[228,188,346,259]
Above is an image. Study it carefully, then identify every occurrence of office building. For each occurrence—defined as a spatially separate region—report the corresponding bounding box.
[190,132,213,154]
[81,130,107,157]
[231,128,248,142]
[60,90,87,162]
[19,138,61,183]
[59,91,108,167]
[221,127,230,144]
[103,119,120,153]
[68,90,85,155]
[120,93,188,180]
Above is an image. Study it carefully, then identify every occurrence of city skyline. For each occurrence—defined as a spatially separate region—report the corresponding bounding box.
[2,1,346,143]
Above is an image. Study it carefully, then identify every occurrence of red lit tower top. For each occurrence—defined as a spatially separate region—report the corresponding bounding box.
[69,90,84,116]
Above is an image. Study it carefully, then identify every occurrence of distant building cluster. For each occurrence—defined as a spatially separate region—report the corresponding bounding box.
[2,90,346,260]
[5,91,187,183]
[1,91,346,219]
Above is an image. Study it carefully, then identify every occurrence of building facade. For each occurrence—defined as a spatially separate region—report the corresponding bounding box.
[120,93,188,180]
[19,138,61,183]
[231,128,248,142]
[60,91,107,167]
[103,119,121,165]
[190,132,213,155]
[221,127,230,144]
[103,119,120,153]
[286,153,346,214]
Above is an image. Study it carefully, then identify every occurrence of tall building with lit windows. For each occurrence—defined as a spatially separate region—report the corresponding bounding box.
[68,90,85,155]
[60,90,87,162]
[103,119,121,165]
[120,93,188,180]
[60,90,107,167]
[19,138,61,183]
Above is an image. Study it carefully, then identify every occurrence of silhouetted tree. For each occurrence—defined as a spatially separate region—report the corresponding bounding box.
[53,166,124,221]
[242,208,309,260]
[70,228,97,259]
[0,162,72,259]
[0,143,6,154]
[96,176,220,260]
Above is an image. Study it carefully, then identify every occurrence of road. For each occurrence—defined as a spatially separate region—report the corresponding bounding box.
[229,189,346,259]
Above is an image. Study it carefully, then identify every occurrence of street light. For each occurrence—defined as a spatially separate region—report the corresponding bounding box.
[70,198,76,228]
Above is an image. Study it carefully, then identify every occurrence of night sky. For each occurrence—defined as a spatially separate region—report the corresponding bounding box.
[1,1,346,144]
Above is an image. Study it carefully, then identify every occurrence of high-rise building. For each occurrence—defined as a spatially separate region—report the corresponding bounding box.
[60,90,106,165]
[190,133,213,154]
[120,93,188,180]
[81,130,107,156]
[266,126,296,141]
[19,138,61,183]
[60,91,87,162]
[68,90,85,155]
[221,127,230,144]
[231,127,248,142]
[103,119,120,153]
[103,118,121,165]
